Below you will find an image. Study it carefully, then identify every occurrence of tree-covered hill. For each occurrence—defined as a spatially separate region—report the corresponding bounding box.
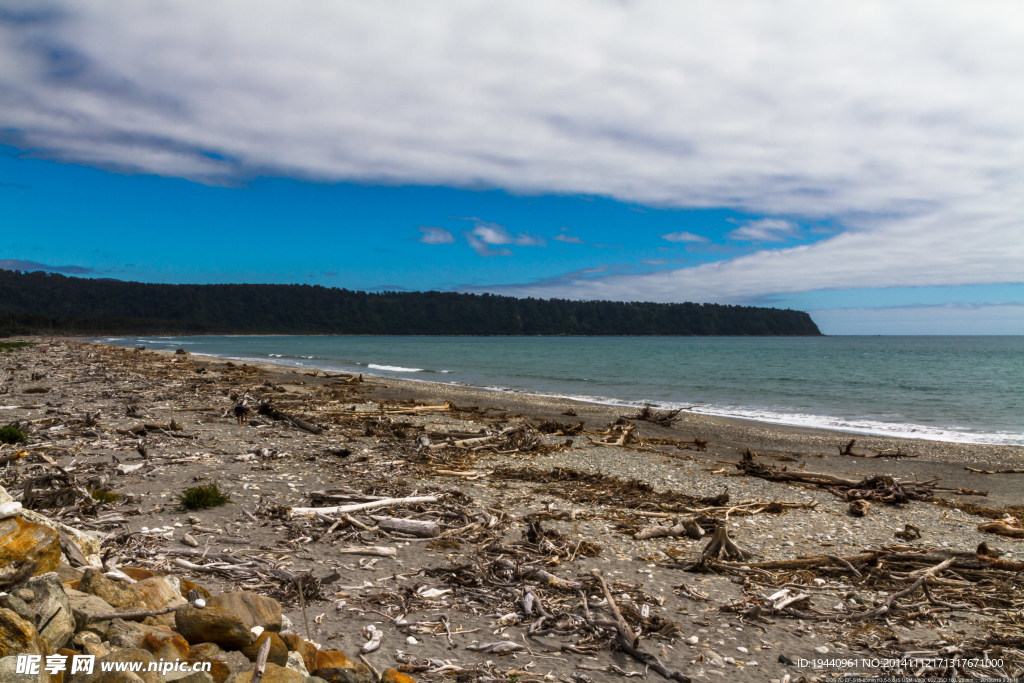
[0,270,821,336]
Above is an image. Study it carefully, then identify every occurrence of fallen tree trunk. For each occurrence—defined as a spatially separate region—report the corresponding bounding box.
[290,494,438,518]
[257,401,323,435]
[370,515,441,538]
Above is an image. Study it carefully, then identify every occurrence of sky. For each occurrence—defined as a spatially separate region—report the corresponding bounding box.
[2,2,1023,335]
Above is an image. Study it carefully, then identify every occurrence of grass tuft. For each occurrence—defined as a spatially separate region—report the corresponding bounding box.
[0,424,28,444]
[177,483,231,510]
[91,489,121,504]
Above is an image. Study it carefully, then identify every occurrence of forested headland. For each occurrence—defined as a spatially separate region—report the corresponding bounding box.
[0,270,821,336]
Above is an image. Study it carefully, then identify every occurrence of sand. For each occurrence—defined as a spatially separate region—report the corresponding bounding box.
[2,338,1022,682]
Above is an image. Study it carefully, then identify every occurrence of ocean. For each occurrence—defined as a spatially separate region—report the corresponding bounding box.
[98,335,1024,446]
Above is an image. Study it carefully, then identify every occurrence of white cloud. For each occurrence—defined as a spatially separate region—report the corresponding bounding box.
[727,219,799,242]
[418,226,455,244]
[2,2,1024,300]
[662,231,708,243]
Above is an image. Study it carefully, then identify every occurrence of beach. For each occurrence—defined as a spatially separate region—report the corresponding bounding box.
[2,338,1022,681]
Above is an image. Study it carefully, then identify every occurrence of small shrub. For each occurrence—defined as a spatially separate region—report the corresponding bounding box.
[91,489,121,504]
[177,483,231,510]
[0,341,33,352]
[0,424,27,444]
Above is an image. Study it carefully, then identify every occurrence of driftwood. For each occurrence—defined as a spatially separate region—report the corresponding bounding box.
[334,546,397,558]
[635,518,705,540]
[290,494,438,518]
[370,515,441,538]
[978,517,1024,538]
[735,451,986,503]
[589,569,690,682]
[250,636,272,683]
[257,401,323,434]
[699,524,752,561]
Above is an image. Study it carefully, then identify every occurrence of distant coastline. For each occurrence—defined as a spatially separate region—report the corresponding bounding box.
[0,269,821,337]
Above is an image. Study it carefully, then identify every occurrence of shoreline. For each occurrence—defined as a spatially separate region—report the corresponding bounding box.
[111,338,1024,456]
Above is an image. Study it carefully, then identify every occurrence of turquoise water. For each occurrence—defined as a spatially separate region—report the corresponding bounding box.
[100,335,1024,446]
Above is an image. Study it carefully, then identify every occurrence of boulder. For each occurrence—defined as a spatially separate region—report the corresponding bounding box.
[175,673,215,683]
[207,592,282,633]
[310,651,371,683]
[241,632,288,666]
[0,654,49,683]
[140,629,190,661]
[225,663,306,683]
[0,572,74,650]
[132,576,187,611]
[79,569,141,610]
[0,516,62,588]
[106,618,174,649]
[0,607,45,657]
[175,605,254,650]
[280,634,318,673]
[66,588,117,636]
[381,670,417,683]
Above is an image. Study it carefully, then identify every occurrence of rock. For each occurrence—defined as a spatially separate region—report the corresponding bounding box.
[0,516,62,588]
[67,588,118,636]
[56,562,84,584]
[79,568,141,609]
[381,669,417,683]
[225,663,306,683]
[188,649,249,683]
[107,618,174,648]
[0,655,48,683]
[179,578,212,602]
[13,572,75,650]
[311,651,371,683]
[0,607,45,657]
[280,634,318,672]
[176,605,254,650]
[241,632,288,666]
[17,505,104,563]
[285,650,308,677]
[176,673,216,683]
[120,567,160,582]
[207,592,282,633]
[131,576,187,611]
[141,630,191,661]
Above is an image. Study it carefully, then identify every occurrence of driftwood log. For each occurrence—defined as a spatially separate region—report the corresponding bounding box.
[257,401,323,434]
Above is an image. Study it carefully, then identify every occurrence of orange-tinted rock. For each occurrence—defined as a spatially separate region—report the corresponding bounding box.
[188,642,222,659]
[0,607,45,657]
[312,650,371,683]
[240,632,288,666]
[279,633,318,672]
[224,663,305,683]
[78,568,140,609]
[179,578,212,602]
[131,576,186,611]
[175,605,254,650]
[140,630,190,661]
[0,516,61,588]
[207,591,282,633]
[119,567,159,582]
[381,669,418,683]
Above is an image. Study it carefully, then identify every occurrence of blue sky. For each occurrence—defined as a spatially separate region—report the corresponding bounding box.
[2,2,1023,334]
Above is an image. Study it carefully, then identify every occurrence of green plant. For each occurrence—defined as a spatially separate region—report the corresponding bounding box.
[177,483,231,510]
[0,424,27,444]
[0,341,33,352]
[90,489,121,504]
